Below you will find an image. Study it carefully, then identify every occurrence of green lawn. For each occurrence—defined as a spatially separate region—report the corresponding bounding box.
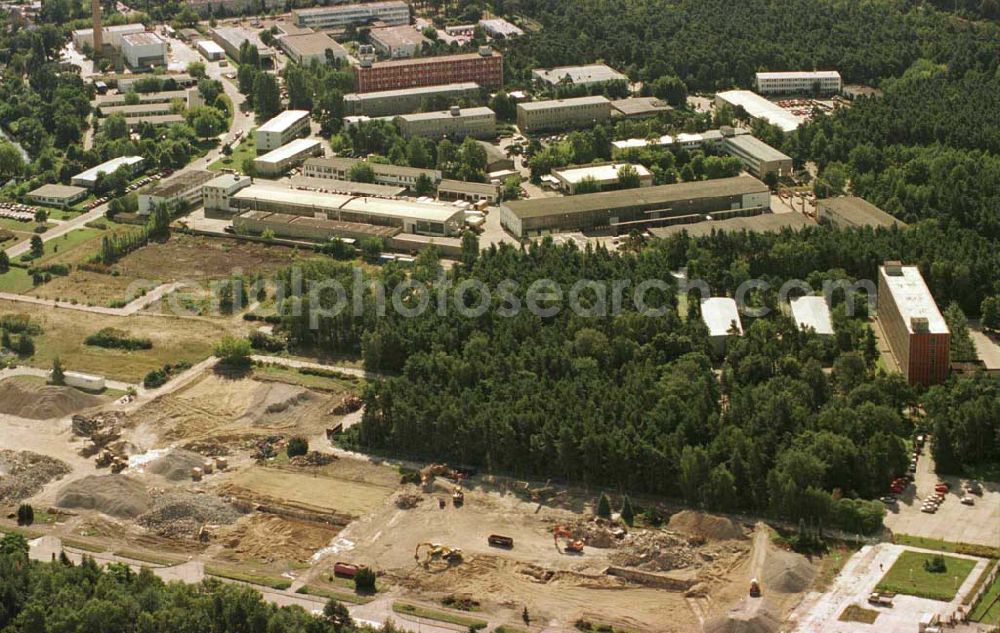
[392,602,487,630]
[893,534,1000,559]
[876,551,977,601]
[0,267,34,293]
[204,565,291,590]
[17,228,104,266]
[971,572,1000,624]
[209,136,256,173]
[294,585,375,605]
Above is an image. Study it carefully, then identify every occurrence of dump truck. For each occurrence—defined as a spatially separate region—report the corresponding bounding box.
[868,591,895,607]
[488,535,514,549]
[749,578,761,598]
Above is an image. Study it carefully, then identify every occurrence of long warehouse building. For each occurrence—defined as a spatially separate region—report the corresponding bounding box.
[344,82,481,117]
[499,175,770,237]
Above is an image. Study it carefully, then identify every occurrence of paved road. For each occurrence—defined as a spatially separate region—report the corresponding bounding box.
[250,354,378,380]
[4,205,109,258]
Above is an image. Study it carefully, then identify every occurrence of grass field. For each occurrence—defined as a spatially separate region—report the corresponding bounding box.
[0,218,42,233]
[114,549,187,566]
[876,551,977,601]
[392,602,487,630]
[0,298,233,382]
[295,585,375,605]
[205,564,292,590]
[971,573,1000,624]
[209,136,256,173]
[0,267,34,293]
[253,363,361,392]
[17,228,104,266]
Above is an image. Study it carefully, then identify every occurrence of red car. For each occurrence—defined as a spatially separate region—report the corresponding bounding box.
[934,484,949,493]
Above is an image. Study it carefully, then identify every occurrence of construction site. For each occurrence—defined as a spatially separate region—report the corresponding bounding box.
[0,362,827,633]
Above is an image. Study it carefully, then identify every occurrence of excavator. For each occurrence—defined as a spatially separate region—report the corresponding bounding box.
[420,464,459,491]
[553,525,584,554]
[414,542,464,566]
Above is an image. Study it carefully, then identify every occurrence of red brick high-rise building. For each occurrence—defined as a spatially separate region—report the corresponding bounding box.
[354,48,503,94]
[877,261,950,386]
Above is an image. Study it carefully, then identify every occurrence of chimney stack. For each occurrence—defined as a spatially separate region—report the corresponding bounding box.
[91,0,102,57]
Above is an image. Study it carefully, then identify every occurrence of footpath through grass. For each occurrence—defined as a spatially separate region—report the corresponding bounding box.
[876,551,977,601]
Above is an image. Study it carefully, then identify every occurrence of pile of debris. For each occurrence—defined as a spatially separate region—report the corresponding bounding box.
[570,518,628,548]
[609,529,699,572]
[330,394,363,415]
[73,412,126,464]
[137,491,244,540]
[56,475,151,518]
[0,450,72,504]
[394,492,423,509]
[289,451,337,467]
[252,436,282,461]
[667,511,745,541]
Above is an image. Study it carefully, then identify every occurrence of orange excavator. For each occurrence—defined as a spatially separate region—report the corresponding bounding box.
[553,525,584,554]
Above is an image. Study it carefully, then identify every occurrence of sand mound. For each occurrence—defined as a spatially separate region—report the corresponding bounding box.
[146,449,208,481]
[703,605,780,633]
[216,514,341,563]
[0,379,104,419]
[761,546,815,593]
[56,475,150,518]
[668,511,745,541]
[137,492,243,539]
[0,450,72,503]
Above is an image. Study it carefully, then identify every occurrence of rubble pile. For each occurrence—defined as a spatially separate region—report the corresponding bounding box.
[289,451,337,467]
[73,412,126,459]
[394,492,423,509]
[609,530,699,572]
[330,394,363,415]
[0,450,72,504]
[137,491,244,539]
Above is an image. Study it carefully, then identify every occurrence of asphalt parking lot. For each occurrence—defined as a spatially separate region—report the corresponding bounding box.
[883,445,999,548]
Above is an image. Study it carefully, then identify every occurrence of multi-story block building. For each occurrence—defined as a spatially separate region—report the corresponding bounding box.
[877,261,950,386]
[755,71,842,95]
[254,110,311,152]
[303,156,441,189]
[121,32,168,69]
[395,106,496,140]
[292,1,409,30]
[516,96,611,134]
[344,82,481,117]
[354,48,502,93]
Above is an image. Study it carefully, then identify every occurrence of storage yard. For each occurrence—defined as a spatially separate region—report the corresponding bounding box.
[0,357,835,632]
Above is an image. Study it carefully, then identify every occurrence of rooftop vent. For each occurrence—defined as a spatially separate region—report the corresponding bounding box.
[911,317,929,333]
[478,46,492,56]
[450,105,461,116]
[884,260,903,276]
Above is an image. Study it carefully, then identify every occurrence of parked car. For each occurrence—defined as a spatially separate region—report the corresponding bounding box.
[879,496,898,505]
[961,496,975,506]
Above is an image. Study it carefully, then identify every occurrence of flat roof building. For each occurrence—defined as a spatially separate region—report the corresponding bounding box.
[878,261,950,386]
[499,174,770,237]
[817,196,906,229]
[137,169,215,214]
[395,106,496,140]
[71,156,144,189]
[354,48,503,93]
[756,71,842,95]
[25,184,88,208]
[210,26,273,61]
[292,1,409,30]
[196,39,226,61]
[252,138,323,177]
[235,210,401,242]
[550,162,653,194]
[255,110,311,151]
[477,140,513,173]
[790,296,834,335]
[532,63,628,88]
[344,82,481,117]
[121,32,167,69]
[715,90,804,133]
[203,173,252,212]
[721,133,793,179]
[72,23,145,49]
[478,18,523,38]
[95,89,194,108]
[516,96,612,134]
[369,25,428,59]
[438,179,501,204]
[287,175,407,198]
[701,297,743,355]
[229,183,464,236]
[611,97,672,119]
[304,156,442,189]
[279,32,348,65]
[648,211,812,238]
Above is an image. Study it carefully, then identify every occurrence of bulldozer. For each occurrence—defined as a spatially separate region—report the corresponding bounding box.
[553,525,584,554]
[414,542,464,566]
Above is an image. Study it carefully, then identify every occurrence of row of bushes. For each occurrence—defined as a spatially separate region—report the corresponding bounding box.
[85,327,153,351]
[143,361,192,389]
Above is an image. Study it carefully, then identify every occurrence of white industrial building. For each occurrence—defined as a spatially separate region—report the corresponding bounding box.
[138,170,215,214]
[715,90,805,133]
[478,18,523,38]
[196,39,225,61]
[304,156,441,189]
[71,156,144,189]
[701,297,743,355]
[203,173,252,212]
[292,0,409,29]
[532,64,628,88]
[254,110,311,151]
[121,32,168,69]
[755,71,842,95]
[721,133,794,179]
[210,26,273,62]
[790,296,834,335]
[71,23,145,49]
[369,25,428,59]
[252,138,323,177]
[550,162,653,194]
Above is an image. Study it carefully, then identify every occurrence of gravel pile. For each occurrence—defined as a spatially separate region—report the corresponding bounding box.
[56,475,151,518]
[610,530,698,571]
[137,492,244,539]
[668,511,746,541]
[0,450,72,504]
[146,449,208,481]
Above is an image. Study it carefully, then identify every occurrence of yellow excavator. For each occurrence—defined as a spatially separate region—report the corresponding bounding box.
[414,542,464,566]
